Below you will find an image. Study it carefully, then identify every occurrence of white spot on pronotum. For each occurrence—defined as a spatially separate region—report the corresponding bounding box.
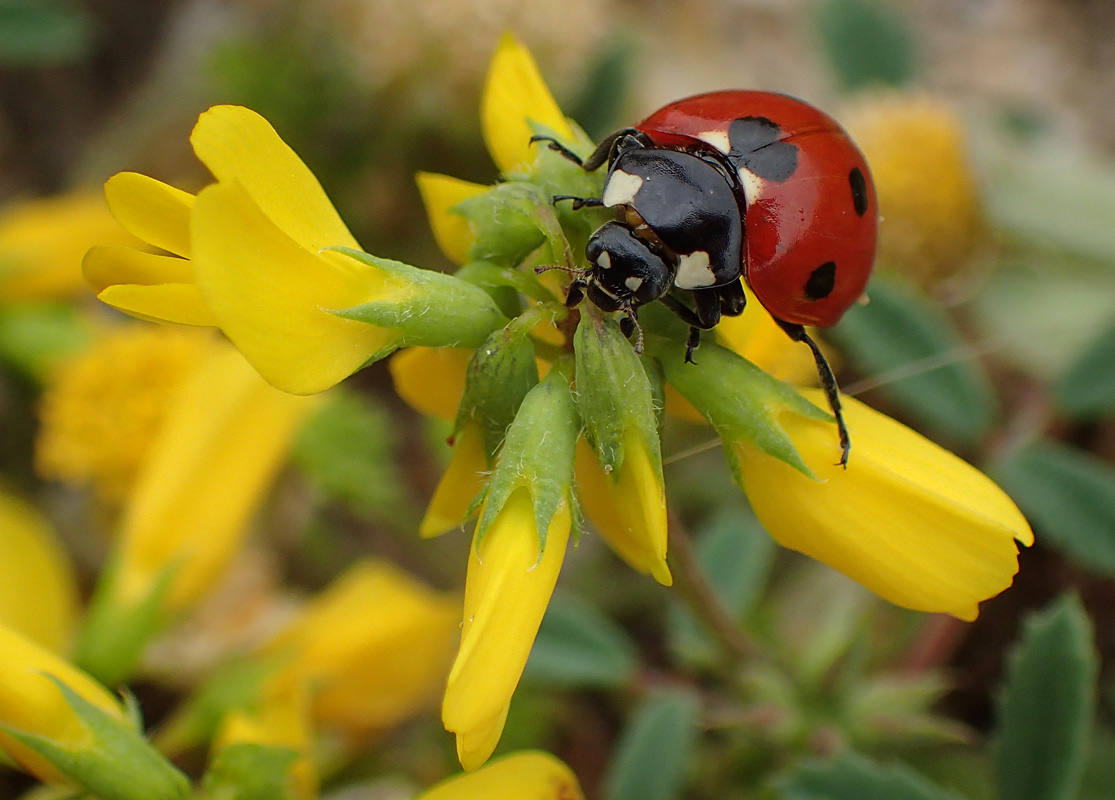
[602,169,644,207]
[596,250,612,270]
[736,165,764,204]
[674,250,716,289]
[625,275,644,292]
[697,129,731,153]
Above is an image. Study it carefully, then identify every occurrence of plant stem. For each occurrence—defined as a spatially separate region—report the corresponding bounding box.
[667,509,755,663]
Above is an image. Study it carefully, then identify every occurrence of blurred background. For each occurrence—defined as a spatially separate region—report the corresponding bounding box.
[2,1,1115,798]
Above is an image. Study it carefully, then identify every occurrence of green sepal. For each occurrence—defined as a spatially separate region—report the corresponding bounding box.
[201,743,302,800]
[574,309,662,478]
[325,248,507,348]
[454,259,555,304]
[455,317,541,461]
[72,556,178,687]
[454,181,571,271]
[152,658,280,757]
[648,336,824,478]
[2,676,190,800]
[475,368,579,550]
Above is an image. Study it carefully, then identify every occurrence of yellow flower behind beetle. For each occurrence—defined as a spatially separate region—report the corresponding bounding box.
[415,751,584,800]
[74,338,318,686]
[0,622,189,797]
[261,560,459,739]
[0,192,142,303]
[731,390,1033,621]
[85,105,505,395]
[0,492,80,653]
[35,326,210,504]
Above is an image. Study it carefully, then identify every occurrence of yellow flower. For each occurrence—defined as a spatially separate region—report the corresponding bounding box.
[420,423,490,538]
[844,93,986,293]
[415,751,584,800]
[442,489,571,770]
[575,436,671,585]
[261,560,459,738]
[211,682,316,800]
[0,623,126,783]
[732,389,1033,620]
[0,193,141,303]
[85,106,503,395]
[75,339,318,684]
[35,326,211,503]
[0,492,79,653]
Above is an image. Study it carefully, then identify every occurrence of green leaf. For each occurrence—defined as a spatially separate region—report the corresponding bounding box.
[650,336,826,478]
[813,0,917,90]
[523,593,638,687]
[993,594,1097,800]
[993,440,1115,577]
[778,752,963,800]
[830,276,997,443]
[667,509,775,666]
[292,391,408,523]
[0,0,92,65]
[201,743,301,800]
[603,689,701,800]
[0,305,89,378]
[1054,318,1115,418]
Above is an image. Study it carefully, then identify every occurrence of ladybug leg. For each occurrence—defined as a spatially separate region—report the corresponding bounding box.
[659,290,721,363]
[619,306,645,354]
[775,320,850,468]
[531,128,651,171]
[553,195,606,210]
[716,279,747,317]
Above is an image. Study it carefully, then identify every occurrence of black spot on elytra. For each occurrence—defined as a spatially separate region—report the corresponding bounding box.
[727,116,798,182]
[849,167,869,216]
[804,261,836,301]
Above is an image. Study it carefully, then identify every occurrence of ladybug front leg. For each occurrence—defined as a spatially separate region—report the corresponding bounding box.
[775,320,851,468]
[659,290,722,363]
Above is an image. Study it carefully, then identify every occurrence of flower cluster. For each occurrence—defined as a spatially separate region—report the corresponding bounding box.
[81,32,1032,776]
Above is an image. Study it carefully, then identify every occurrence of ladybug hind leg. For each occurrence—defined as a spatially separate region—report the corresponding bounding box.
[775,320,851,468]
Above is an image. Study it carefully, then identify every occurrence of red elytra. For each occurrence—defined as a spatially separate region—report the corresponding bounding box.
[636,90,878,327]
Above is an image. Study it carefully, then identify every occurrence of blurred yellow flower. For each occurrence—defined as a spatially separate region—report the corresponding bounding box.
[262,560,459,739]
[415,750,584,800]
[844,93,986,294]
[0,193,141,303]
[442,489,571,770]
[0,622,127,783]
[0,492,79,653]
[75,339,318,685]
[212,682,316,800]
[732,390,1033,621]
[35,326,210,503]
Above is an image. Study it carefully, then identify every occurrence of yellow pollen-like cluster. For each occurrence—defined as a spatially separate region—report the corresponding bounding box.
[845,93,987,295]
[35,326,209,503]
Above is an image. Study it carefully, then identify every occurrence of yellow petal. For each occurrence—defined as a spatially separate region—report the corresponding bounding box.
[735,390,1033,620]
[0,493,79,653]
[575,437,671,585]
[103,173,195,258]
[83,246,216,326]
[190,105,359,252]
[481,33,574,176]
[443,488,570,768]
[389,346,472,422]
[0,193,140,303]
[0,623,126,783]
[191,181,403,394]
[114,342,317,614]
[416,172,487,266]
[455,704,510,773]
[421,424,489,538]
[417,751,584,800]
[263,560,459,736]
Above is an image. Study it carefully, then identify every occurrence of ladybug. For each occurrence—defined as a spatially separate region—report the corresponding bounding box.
[534,90,877,465]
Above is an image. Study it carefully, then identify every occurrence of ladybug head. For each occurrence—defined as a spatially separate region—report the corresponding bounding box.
[582,221,673,312]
